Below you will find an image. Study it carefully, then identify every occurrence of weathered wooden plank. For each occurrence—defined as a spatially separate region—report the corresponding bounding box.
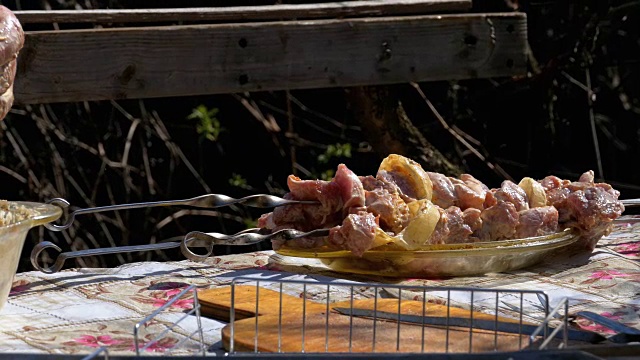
[14,0,471,24]
[15,13,528,104]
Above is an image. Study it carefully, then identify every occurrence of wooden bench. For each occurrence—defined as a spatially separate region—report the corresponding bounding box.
[12,0,528,105]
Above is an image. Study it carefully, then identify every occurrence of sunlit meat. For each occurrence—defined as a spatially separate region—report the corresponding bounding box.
[515,206,559,238]
[270,164,364,231]
[427,172,457,208]
[462,208,483,237]
[360,175,396,195]
[377,170,422,203]
[363,186,410,234]
[0,6,24,121]
[452,179,486,210]
[540,175,571,221]
[266,155,625,257]
[493,180,529,211]
[453,174,490,211]
[543,171,625,234]
[328,211,378,256]
[268,165,376,253]
[334,163,366,209]
[578,171,595,183]
[477,202,519,241]
[461,174,490,198]
[429,207,474,244]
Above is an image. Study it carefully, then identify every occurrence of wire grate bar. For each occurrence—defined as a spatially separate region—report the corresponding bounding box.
[227,276,567,355]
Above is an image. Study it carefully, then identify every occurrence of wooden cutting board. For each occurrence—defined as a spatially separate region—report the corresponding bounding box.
[199,285,539,353]
[198,285,330,322]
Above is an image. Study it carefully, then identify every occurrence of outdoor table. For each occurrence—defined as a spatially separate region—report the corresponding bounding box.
[1,217,639,357]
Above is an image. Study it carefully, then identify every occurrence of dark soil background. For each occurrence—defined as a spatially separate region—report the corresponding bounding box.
[1,0,639,272]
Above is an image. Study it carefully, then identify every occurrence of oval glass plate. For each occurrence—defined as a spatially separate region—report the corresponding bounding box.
[274,229,580,277]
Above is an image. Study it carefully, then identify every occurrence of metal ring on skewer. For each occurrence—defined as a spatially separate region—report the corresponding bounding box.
[44,198,74,231]
[179,228,265,262]
[30,241,184,273]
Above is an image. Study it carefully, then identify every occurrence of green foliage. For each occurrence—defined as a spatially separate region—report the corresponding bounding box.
[317,143,352,164]
[316,143,353,180]
[188,105,223,142]
[229,173,250,189]
[319,169,335,181]
[244,218,258,229]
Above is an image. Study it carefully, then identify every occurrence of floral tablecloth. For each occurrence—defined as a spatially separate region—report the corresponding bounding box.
[1,217,639,357]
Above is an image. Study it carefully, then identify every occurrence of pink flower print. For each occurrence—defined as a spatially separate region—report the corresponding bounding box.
[131,337,178,352]
[615,243,640,256]
[588,270,631,280]
[71,335,124,348]
[152,297,193,309]
[132,285,194,309]
[9,280,31,296]
[149,287,194,309]
[576,312,625,335]
[165,287,191,298]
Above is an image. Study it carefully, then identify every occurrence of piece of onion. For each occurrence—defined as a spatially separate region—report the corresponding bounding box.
[378,154,433,201]
[518,177,547,208]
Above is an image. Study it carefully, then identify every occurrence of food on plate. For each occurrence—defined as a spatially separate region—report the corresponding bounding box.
[258,154,625,256]
[0,5,25,122]
[0,200,39,227]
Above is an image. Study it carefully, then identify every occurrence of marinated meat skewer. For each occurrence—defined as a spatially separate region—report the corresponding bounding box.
[259,154,626,256]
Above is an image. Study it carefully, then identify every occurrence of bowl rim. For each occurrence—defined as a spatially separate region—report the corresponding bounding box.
[0,201,62,231]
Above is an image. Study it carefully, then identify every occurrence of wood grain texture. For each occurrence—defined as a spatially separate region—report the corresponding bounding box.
[202,285,534,353]
[199,285,328,322]
[223,312,529,353]
[14,13,528,104]
[14,1,471,24]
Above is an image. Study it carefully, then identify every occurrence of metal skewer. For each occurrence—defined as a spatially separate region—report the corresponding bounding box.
[30,226,329,273]
[180,228,331,261]
[30,241,193,274]
[44,194,319,231]
[33,197,638,273]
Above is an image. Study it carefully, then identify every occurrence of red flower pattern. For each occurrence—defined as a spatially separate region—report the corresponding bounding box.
[588,270,631,280]
[615,243,640,256]
[9,280,31,296]
[70,335,124,348]
[576,312,626,335]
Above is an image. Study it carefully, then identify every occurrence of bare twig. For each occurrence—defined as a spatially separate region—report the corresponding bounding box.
[286,90,296,175]
[257,99,355,140]
[585,66,604,179]
[410,82,513,181]
[149,110,212,193]
[233,93,285,156]
[1,121,41,188]
[0,165,27,184]
[289,95,358,131]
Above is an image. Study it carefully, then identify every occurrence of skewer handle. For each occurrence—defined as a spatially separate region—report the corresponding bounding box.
[43,195,318,231]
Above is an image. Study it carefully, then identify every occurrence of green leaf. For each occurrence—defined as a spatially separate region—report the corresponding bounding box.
[188,105,223,142]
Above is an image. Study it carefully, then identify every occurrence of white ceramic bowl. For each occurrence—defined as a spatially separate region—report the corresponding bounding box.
[0,201,61,311]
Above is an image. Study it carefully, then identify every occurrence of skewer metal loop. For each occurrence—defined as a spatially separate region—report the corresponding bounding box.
[30,241,187,273]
